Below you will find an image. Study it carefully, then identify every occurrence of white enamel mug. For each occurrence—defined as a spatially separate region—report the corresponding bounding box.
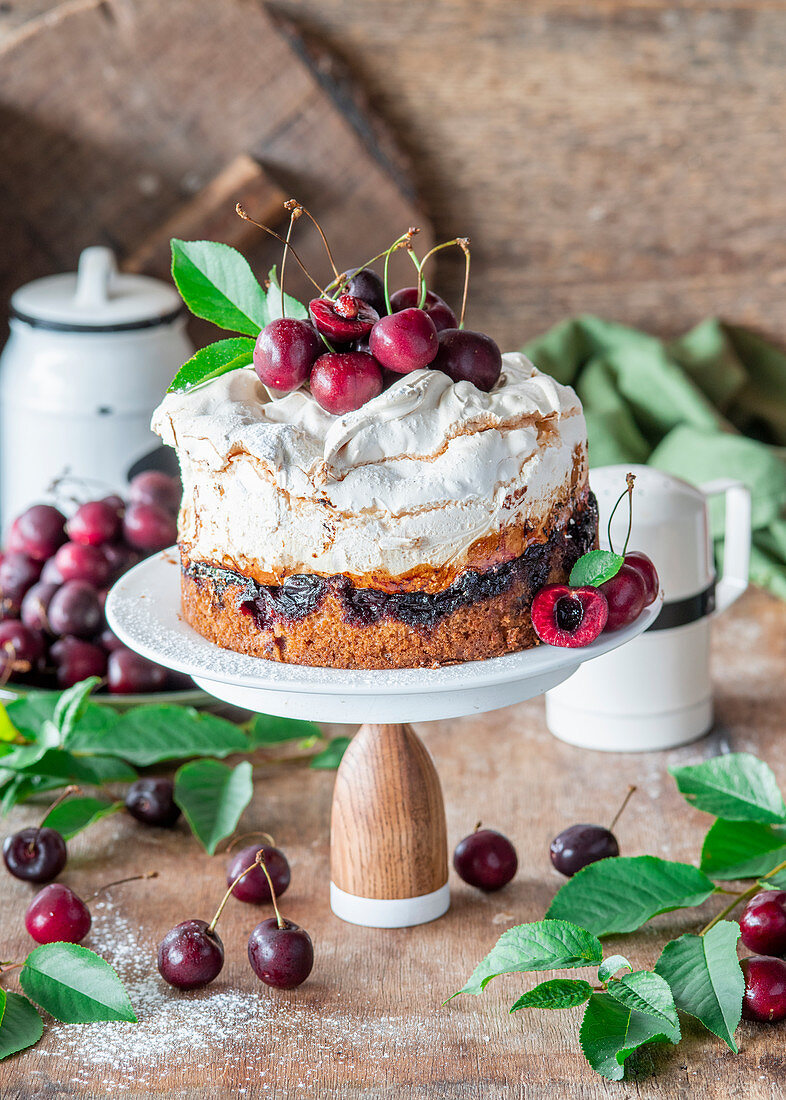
[545,464,751,752]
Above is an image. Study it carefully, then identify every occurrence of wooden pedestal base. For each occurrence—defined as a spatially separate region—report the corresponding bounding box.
[330,723,449,928]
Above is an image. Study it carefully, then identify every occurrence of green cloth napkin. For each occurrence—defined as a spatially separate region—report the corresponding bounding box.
[522,315,786,599]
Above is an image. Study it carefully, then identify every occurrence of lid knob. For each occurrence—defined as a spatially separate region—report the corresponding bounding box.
[74,246,118,309]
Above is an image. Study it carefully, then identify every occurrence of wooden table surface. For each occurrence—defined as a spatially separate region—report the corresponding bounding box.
[1,586,784,1099]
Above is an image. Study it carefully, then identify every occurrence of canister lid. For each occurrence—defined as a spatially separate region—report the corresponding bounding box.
[10,247,183,331]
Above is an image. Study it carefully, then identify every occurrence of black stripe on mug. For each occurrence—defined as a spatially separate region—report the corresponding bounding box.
[647,581,716,632]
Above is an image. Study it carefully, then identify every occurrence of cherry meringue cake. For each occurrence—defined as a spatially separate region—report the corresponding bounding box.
[152,352,597,668]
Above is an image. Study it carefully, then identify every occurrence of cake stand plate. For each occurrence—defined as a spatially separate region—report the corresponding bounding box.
[105,552,661,724]
[106,551,660,929]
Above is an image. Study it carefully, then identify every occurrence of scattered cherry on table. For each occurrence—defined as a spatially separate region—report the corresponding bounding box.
[453,825,518,891]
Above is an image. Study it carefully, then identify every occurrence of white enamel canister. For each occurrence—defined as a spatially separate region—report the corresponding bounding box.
[545,464,751,752]
[0,247,192,534]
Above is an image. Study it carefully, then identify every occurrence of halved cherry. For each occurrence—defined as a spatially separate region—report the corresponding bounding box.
[531,584,609,648]
[309,296,379,343]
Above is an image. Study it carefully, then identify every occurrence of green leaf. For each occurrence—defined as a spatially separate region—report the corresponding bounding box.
[0,705,18,743]
[0,991,43,1060]
[1,774,66,815]
[604,971,680,1037]
[654,921,743,1052]
[580,992,678,1082]
[700,819,786,880]
[167,337,256,394]
[569,550,624,588]
[247,713,321,747]
[310,736,351,770]
[71,706,249,766]
[265,266,310,322]
[598,955,632,983]
[42,796,123,839]
[174,759,253,854]
[452,920,603,998]
[670,753,786,824]
[546,856,716,936]
[1,747,135,786]
[4,694,57,740]
[20,943,136,1023]
[171,239,269,335]
[53,677,100,742]
[510,978,593,1012]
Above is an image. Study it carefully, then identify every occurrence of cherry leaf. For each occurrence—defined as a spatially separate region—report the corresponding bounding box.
[700,819,786,880]
[510,978,593,1012]
[171,239,269,335]
[174,759,253,854]
[41,796,124,840]
[167,337,256,394]
[579,992,678,1081]
[265,266,310,322]
[0,991,43,1060]
[569,550,624,588]
[20,943,136,1023]
[598,955,632,983]
[670,753,786,824]
[654,921,743,1052]
[310,736,351,770]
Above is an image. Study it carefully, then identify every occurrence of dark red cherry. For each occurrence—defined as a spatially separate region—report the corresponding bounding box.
[15,504,67,561]
[125,777,181,827]
[102,542,140,582]
[20,581,59,634]
[25,883,91,944]
[54,542,111,587]
[128,471,181,514]
[310,352,383,415]
[0,552,42,614]
[108,646,168,694]
[346,268,387,316]
[531,584,609,647]
[3,826,67,883]
[309,296,379,343]
[389,287,457,332]
[66,500,122,547]
[123,503,177,553]
[550,824,619,877]
[431,329,502,392]
[253,318,321,393]
[740,891,786,956]
[369,308,439,374]
[157,919,224,990]
[741,955,786,1022]
[226,844,290,904]
[98,627,125,653]
[453,827,518,891]
[624,552,659,606]
[248,917,313,989]
[50,636,107,687]
[0,619,45,664]
[47,580,102,638]
[599,564,647,632]
[40,556,65,585]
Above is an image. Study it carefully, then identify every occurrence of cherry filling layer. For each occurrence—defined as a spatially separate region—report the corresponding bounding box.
[184,494,597,633]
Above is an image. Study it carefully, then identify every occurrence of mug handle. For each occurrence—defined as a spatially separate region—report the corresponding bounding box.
[699,479,751,613]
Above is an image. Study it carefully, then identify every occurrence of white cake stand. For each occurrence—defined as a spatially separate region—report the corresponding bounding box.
[106,551,660,929]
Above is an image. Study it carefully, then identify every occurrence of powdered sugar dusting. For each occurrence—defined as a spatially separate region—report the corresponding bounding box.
[38,899,429,1093]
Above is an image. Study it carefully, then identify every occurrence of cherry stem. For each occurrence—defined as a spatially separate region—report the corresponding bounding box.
[235,205,324,295]
[279,202,303,319]
[322,229,421,301]
[473,821,483,833]
[256,850,286,930]
[700,857,786,936]
[208,850,265,935]
[605,473,636,555]
[0,962,22,980]
[416,238,471,324]
[29,785,80,853]
[607,785,636,833]
[295,202,339,280]
[225,831,276,855]
[382,229,420,315]
[86,870,158,903]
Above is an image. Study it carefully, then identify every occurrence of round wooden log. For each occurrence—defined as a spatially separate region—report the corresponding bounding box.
[330,722,449,927]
